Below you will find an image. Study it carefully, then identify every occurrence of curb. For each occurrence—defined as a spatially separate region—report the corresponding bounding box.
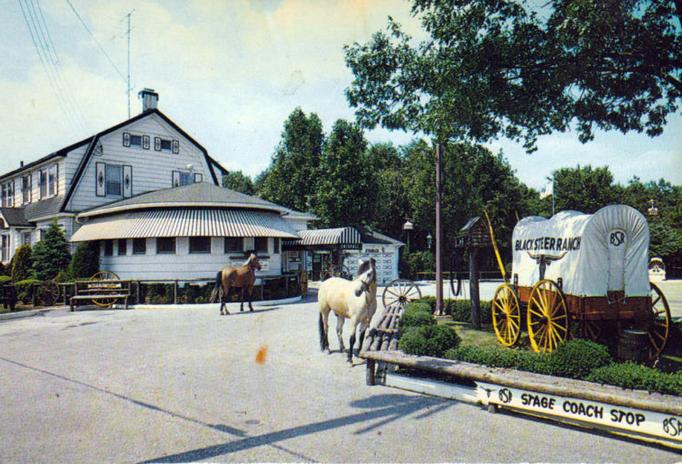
[0,309,51,321]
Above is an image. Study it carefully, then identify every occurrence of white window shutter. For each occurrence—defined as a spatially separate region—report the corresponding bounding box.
[172,171,180,187]
[154,137,161,151]
[193,173,203,183]
[172,140,179,154]
[96,162,106,197]
[123,165,133,198]
[123,132,131,147]
[142,135,150,150]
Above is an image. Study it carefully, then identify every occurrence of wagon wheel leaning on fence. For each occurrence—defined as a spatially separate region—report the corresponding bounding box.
[90,271,121,308]
[643,282,671,362]
[382,278,422,310]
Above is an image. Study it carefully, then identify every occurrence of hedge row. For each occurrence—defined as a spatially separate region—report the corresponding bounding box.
[444,341,682,396]
[398,302,461,357]
[415,297,492,324]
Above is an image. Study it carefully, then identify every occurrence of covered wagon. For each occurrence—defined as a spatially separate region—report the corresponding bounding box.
[491,205,670,360]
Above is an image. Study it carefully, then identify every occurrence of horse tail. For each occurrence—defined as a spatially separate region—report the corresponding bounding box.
[210,270,222,303]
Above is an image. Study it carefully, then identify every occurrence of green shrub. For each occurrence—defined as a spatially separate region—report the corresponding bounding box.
[544,340,612,379]
[405,251,434,277]
[15,278,41,304]
[68,242,100,279]
[399,325,461,357]
[400,310,436,332]
[415,296,436,311]
[449,300,492,324]
[0,261,6,276]
[54,271,71,283]
[11,245,33,282]
[32,221,71,281]
[405,301,432,314]
[0,275,12,285]
[445,345,552,373]
[586,362,682,396]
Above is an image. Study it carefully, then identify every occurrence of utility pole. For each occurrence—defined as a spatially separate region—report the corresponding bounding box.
[124,10,135,118]
[435,141,444,316]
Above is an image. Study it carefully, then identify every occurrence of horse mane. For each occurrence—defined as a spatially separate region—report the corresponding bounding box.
[356,257,376,277]
[243,253,257,267]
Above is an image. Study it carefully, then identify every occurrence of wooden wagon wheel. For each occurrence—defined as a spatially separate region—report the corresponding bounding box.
[527,279,569,353]
[90,271,120,308]
[382,279,422,309]
[38,280,59,306]
[645,282,671,361]
[492,283,521,347]
[578,319,602,342]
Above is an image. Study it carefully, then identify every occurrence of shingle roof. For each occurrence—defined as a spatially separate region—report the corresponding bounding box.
[24,196,66,221]
[0,208,31,227]
[79,183,289,218]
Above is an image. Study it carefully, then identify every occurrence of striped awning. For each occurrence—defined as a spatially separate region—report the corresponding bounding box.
[283,227,362,250]
[71,208,299,241]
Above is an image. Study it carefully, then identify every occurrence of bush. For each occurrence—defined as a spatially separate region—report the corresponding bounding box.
[586,363,682,396]
[15,278,41,304]
[405,301,432,314]
[31,221,71,281]
[449,300,492,324]
[0,261,6,276]
[405,251,434,277]
[68,242,100,279]
[445,345,552,373]
[544,340,612,379]
[12,245,33,282]
[0,275,12,285]
[399,325,461,357]
[400,310,436,332]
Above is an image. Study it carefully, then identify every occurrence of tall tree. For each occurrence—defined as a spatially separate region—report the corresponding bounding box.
[312,120,373,227]
[552,165,621,213]
[258,108,324,211]
[345,0,682,151]
[366,143,410,238]
[222,170,255,195]
[32,221,71,281]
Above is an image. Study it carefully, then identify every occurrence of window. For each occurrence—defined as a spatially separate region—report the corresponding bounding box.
[1,235,8,262]
[156,237,176,254]
[48,164,57,197]
[39,229,45,241]
[104,240,113,256]
[39,170,47,198]
[118,239,127,256]
[255,237,268,254]
[130,135,142,147]
[106,164,122,196]
[2,182,14,207]
[225,237,243,253]
[21,175,31,204]
[180,172,191,186]
[160,139,172,152]
[22,232,31,246]
[133,238,146,255]
[189,236,211,254]
[273,238,280,254]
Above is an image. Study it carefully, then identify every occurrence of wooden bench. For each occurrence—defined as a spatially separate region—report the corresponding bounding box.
[70,280,131,311]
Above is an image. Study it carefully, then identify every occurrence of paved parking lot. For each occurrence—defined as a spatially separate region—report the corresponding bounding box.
[0,296,679,463]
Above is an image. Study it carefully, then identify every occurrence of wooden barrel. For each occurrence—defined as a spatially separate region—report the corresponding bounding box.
[617,329,648,362]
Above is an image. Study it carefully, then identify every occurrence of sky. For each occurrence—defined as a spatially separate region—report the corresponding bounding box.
[0,0,680,191]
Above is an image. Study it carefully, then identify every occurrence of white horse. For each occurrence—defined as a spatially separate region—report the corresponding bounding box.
[318,258,377,363]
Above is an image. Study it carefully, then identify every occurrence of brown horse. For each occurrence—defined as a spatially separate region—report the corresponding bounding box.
[211,253,262,315]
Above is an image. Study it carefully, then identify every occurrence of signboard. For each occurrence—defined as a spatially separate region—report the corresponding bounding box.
[477,382,682,446]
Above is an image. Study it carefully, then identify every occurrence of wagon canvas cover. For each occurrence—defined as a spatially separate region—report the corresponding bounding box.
[512,205,649,297]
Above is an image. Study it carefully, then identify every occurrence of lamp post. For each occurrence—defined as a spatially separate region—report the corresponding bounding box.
[403,220,414,255]
[647,199,659,218]
[426,232,432,250]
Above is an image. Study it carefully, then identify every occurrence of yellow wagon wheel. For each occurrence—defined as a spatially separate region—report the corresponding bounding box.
[90,271,120,308]
[645,283,671,361]
[527,279,569,353]
[491,283,521,347]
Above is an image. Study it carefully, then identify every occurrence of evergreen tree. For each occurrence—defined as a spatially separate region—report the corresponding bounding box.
[67,242,100,279]
[258,108,324,211]
[31,221,71,281]
[222,170,255,195]
[11,244,33,282]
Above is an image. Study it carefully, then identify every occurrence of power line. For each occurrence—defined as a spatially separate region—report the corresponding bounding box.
[65,0,127,83]
[28,0,88,130]
[18,0,83,134]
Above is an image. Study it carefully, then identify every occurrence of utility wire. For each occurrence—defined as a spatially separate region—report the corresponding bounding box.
[18,0,83,134]
[27,0,88,131]
[65,0,127,83]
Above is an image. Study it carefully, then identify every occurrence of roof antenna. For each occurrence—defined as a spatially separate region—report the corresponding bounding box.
[124,10,135,118]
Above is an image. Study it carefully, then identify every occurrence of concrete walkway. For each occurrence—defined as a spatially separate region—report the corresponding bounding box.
[0,298,678,462]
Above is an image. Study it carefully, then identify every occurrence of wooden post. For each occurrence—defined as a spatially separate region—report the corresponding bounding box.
[173,280,178,304]
[136,281,141,305]
[469,247,481,329]
[435,141,444,315]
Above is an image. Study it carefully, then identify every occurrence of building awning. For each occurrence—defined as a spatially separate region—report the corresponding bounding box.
[283,227,362,250]
[71,208,299,241]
